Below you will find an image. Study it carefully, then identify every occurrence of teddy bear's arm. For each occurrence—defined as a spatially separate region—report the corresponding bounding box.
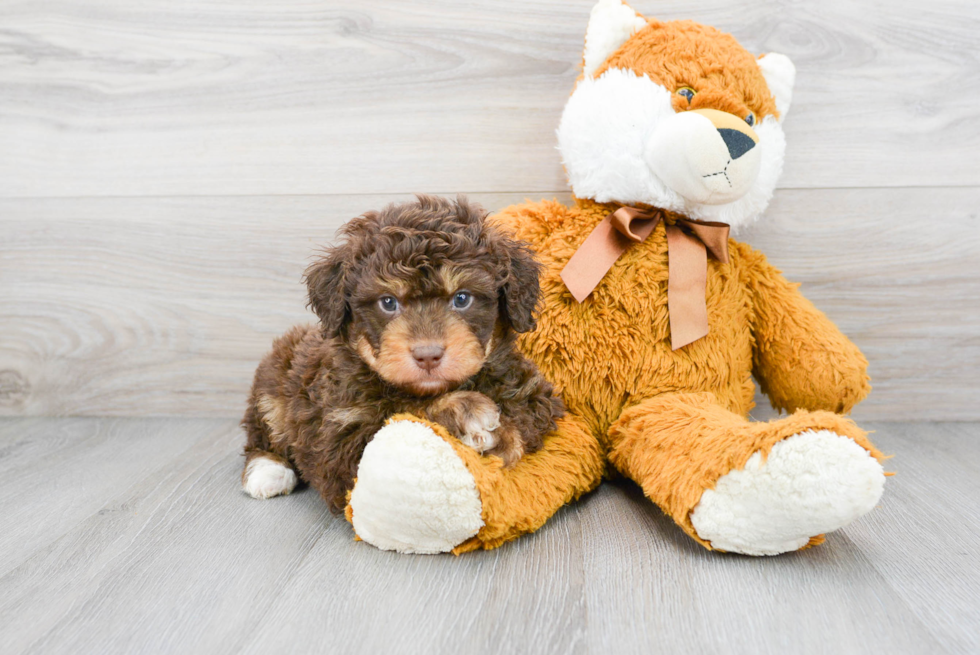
[347,410,605,553]
[738,243,871,414]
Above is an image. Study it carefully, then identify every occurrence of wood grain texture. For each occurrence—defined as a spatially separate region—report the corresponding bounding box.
[576,485,941,655]
[0,418,977,654]
[740,187,980,421]
[844,422,980,654]
[2,188,977,419]
[241,499,587,655]
[0,419,332,655]
[0,417,221,579]
[1,0,978,198]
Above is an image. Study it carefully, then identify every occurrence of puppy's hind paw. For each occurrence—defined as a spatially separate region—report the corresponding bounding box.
[242,455,297,499]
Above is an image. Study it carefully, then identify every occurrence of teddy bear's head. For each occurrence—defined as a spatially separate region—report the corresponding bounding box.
[557,0,796,230]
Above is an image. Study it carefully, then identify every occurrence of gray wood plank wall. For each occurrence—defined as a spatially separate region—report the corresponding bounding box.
[1,0,978,419]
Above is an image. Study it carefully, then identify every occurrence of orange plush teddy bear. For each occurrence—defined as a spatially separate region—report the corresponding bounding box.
[345,0,887,556]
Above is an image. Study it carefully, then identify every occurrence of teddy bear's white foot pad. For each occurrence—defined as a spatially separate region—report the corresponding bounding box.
[349,420,484,554]
[690,430,885,556]
[243,456,297,499]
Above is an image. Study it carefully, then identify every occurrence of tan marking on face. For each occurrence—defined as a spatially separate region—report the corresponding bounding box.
[437,265,497,300]
[376,278,411,296]
[360,311,486,396]
[356,335,380,370]
[257,394,289,447]
[366,313,414,380]
[437,266,467,295]
[440,313,486,382]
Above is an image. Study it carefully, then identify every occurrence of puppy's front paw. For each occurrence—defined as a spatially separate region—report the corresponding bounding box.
[424,391,501,454]
[458,406,501,453]
[485,422,524,468]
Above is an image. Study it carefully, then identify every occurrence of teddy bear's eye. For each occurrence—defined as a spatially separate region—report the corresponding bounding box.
[745,112,755,127]
[677,87,696,103]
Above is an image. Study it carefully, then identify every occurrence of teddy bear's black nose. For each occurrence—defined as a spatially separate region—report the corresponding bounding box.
[718,128,756,160]
[412,344,445,371]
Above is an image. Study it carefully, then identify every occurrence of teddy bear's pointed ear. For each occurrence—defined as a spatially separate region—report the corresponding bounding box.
[582,0,649,78]
[757,53,796,120]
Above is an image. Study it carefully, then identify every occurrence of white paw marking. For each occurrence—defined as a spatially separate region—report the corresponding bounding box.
[350,420,484,554]
[243,456,297,499]
[690,430,885,556]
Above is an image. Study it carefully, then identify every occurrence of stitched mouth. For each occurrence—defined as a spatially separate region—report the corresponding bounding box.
[701,159,733,188]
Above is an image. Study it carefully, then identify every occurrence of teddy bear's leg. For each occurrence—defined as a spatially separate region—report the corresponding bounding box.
[347,412,604,554]
[608,392,887,555]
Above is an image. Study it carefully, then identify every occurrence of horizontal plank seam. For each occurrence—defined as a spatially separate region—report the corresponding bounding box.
[1,184,979,202]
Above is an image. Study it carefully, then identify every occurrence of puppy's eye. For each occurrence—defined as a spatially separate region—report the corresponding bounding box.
[378,295,399,313]
[745,112,755,127]
[452,291,473,310]
[677,87,696,103]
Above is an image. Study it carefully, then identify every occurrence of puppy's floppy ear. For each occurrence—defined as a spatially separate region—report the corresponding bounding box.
[304,248,350,339]
[498,237,543,333]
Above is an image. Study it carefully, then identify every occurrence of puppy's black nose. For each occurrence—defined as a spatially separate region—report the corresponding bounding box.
[412,344,445,371]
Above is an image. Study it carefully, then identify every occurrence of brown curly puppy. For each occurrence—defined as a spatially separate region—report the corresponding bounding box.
[241,195,564,512]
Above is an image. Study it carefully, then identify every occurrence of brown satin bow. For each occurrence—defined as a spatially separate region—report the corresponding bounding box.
[559,206,730,350]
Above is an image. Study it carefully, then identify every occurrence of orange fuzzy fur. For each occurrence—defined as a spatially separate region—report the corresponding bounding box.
[607,394,882,549]
[592,19,779,120]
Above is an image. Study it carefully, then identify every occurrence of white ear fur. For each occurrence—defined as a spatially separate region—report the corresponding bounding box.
[757,53,796,120]
[583,0,648,78]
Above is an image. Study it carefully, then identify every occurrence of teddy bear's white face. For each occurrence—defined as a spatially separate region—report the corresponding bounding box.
[557,0,795,232]
[558,69,787,230]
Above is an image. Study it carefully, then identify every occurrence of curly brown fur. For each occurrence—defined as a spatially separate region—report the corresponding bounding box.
[241,195,564,512]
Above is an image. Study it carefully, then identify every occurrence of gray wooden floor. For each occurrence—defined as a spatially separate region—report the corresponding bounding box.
[0,418,977,655]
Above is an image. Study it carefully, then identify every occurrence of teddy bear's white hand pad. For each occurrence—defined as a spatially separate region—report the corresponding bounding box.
[690,430,886,555]
[349,420,484,554]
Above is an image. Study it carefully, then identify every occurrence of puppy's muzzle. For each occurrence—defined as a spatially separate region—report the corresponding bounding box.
[412,343,445,371]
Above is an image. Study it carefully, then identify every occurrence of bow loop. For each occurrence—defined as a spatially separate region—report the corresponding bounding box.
[609,206,659,242]
[679,219,730,264]
[559,205,731,350]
